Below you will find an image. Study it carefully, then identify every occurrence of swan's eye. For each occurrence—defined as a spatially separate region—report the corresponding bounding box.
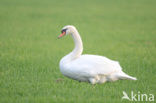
[61,29,67,33]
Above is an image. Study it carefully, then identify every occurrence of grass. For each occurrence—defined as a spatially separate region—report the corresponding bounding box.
[0,0,156,103]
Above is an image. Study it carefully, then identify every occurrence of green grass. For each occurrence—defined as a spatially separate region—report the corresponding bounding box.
[0,0,156,103]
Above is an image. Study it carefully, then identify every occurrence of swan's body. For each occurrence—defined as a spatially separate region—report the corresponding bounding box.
[58,25,137,84]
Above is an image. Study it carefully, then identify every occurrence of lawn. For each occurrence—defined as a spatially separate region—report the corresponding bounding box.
[0,0,156,103]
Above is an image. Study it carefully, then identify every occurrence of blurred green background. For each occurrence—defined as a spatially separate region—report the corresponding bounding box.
[0,0,156,103]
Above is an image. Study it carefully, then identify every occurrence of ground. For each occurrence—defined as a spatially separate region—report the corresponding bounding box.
[0,0,156,103]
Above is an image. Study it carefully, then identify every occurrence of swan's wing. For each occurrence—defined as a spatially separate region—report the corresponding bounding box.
[67,54,122,76]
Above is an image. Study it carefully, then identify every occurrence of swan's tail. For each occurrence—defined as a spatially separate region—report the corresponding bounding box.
[116,72,137,80]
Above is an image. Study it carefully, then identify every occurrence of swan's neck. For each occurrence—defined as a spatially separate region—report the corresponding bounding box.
[71,30,83,58]
[63,29,83,63]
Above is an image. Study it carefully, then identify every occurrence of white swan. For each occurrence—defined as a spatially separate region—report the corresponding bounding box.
[58,25,137,84]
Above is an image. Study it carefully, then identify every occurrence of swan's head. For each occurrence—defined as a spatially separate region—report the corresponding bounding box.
[58,25,76,38]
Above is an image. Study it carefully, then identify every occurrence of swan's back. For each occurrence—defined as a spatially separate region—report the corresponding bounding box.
[67,54,122,75]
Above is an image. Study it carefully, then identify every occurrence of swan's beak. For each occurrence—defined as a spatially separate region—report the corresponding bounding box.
[58,32,66,39]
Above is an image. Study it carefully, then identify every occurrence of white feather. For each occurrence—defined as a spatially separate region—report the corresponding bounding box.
[59,25,137,84]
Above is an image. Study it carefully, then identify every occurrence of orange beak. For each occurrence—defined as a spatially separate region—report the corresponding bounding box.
[58,32,66,39]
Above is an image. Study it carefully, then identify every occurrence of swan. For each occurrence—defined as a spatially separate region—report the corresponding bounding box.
[58,25,137,84]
